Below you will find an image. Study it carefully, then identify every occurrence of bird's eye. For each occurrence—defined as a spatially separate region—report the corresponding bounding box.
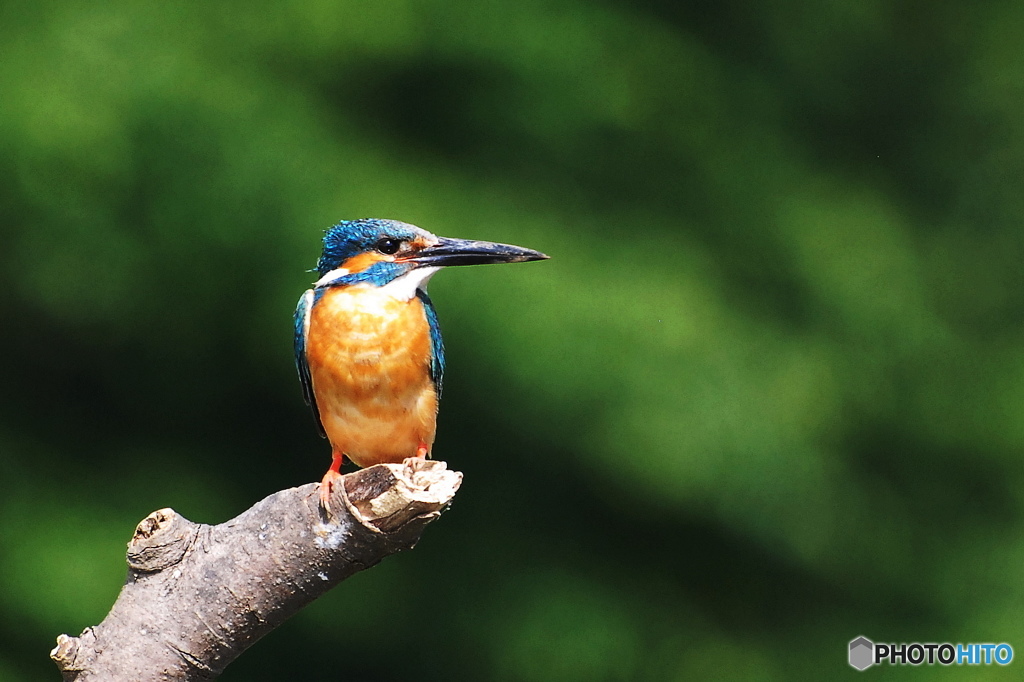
[375,238,402,255]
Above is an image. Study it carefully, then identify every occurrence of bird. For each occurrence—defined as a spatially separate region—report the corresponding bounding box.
[294,218,548,514]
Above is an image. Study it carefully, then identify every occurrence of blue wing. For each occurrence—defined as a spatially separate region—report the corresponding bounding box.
[417,289,445,396]
[294,289,326,438]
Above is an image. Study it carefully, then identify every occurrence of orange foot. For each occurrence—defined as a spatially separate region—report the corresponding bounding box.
[319,452,345,517]
[415,441,429,459]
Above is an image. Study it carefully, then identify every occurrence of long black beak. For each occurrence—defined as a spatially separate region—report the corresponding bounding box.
[407,237,549,267]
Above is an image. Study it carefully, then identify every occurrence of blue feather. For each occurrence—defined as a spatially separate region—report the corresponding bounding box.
[417,289,445,395]
[294,290,326,438]
[317,219,420,276]
[340,261,409,287]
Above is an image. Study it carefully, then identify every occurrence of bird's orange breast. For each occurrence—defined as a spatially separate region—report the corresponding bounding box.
[306,285,438,468]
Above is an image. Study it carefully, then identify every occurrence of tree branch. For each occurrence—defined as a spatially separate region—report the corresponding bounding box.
[51,459,462,681]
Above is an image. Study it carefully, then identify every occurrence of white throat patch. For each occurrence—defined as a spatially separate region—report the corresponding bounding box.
[379,266,441,300]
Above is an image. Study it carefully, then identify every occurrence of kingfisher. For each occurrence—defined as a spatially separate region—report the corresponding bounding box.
[294,218,548,513]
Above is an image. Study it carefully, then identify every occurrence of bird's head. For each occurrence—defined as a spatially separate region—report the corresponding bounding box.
[313,218,548,297]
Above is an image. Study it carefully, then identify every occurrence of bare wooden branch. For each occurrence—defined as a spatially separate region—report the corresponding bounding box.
[51,459,462,681]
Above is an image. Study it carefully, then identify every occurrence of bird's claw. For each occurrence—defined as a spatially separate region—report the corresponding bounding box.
[318,469,345,518]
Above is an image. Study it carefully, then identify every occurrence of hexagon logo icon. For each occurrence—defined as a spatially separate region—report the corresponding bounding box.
[849,636,874,670]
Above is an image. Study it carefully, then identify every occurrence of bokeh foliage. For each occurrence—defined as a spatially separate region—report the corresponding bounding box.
[2,0,1023,680]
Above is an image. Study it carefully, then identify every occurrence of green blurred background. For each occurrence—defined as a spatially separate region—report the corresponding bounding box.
[2,0,1023,680]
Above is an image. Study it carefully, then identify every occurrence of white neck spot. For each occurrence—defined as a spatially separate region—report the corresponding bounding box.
[314,267,350,287]
[378,266,441,300]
